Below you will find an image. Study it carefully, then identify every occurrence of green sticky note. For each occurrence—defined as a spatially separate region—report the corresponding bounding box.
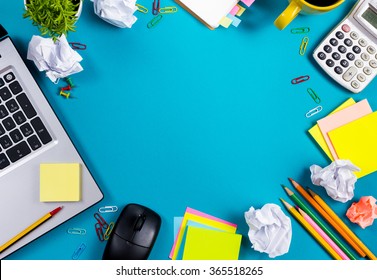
[40,163,81,202]
[182,226,242,260]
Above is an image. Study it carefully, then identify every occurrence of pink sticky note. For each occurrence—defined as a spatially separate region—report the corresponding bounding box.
[317,99,372,160]
[241,0,255,7]
[230,5,240,15]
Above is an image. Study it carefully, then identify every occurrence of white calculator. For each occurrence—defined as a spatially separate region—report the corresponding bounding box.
[313,0,377,93]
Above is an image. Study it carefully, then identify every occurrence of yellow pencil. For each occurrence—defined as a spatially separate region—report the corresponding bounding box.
[280,199,342,260]
[0,206,63,254]
[308,188,377,260]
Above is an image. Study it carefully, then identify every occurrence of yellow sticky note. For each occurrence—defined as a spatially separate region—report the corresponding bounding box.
[182,226,242,260]
[219,16,232,28]
[236,5,246,16]
[308,98,355,161]
[40,163,81,202]
[328,111,377,178]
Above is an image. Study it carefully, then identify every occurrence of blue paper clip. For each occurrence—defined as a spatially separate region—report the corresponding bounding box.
[67,228,87,235]
[99,205,118,213]
[72,243,86,260]
[305,105,322,118]
[291,75,310,84]
[152,0,160,15]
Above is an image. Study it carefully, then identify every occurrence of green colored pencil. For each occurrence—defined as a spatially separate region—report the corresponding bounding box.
[282,184,357,260]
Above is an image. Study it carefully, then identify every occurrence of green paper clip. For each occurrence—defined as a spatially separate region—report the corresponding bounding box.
[307,88,321,104]
[291,27,310,34]
[136,4,148,13]
[299,36,309,56]
[147,14,163,29]
[159,6,178,14]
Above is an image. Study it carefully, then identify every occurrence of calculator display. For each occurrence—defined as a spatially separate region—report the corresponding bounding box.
[362,7,377,29]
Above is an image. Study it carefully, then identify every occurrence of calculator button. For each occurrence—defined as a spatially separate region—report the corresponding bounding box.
[352,46,361,54]
[334,66,343,74]
[361,53,370,61]
[357,73,366,82]
[346,53,355,61]
[340,59,349,68]
[4,72,15,83]
[350,31,359,40]
[342,24,350,32]
[370,60,377,68]
[338,45,347,53]
[351,80,360,89]
[336,31,344,39]
[359,38,367,47]
[326,59,335,67]
[332,52,341,60]
[363,67,372,75]
[355,59,364,68]
[324,45,332,53]
[317,52,326,60]
[0,78,4,88]
[330,38,338,46]
[344,39,353,47]
[367,45,376,54]
[343,66,357,81]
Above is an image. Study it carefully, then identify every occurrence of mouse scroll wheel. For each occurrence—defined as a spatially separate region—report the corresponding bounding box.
[134,215,146,231]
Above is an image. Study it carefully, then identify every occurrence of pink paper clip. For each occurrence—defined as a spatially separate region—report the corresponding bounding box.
[152,0,160,15]
[94,212,108,229]
[291,75,310,84]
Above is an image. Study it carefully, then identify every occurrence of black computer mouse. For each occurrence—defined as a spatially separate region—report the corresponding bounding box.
[102,203,161,260]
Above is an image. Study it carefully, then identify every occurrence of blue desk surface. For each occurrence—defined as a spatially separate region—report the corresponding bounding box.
[2,0,377,260]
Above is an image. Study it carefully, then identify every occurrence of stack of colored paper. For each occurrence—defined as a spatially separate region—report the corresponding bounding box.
[170,207,242,260]
[308,98,377,178]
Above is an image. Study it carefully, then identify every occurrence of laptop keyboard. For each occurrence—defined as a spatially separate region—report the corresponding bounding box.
[0,71,52,170]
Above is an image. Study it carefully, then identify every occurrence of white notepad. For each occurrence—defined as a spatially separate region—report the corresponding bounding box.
[175,0,239,29]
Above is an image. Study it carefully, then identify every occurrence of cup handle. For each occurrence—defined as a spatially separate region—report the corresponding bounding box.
[274,1,302,30]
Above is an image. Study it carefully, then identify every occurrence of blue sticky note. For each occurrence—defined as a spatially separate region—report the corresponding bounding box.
[227,14,241,27]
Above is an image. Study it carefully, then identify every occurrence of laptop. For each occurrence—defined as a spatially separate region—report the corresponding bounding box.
[0,25,103,259]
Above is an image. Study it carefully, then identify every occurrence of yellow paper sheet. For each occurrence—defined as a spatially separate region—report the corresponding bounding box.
[170,211,237,260]
[308,98,355,161]
[219,16,232,28]
[40,163,81,202]
[182,226,242,260]
[328,111,377,178]
[236,5,246,16]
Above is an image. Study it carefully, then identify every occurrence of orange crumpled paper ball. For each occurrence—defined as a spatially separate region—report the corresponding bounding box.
[346,196,377,229]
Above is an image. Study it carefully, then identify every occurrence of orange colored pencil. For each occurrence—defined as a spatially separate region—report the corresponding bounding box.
[288,178,366,257]
[308,188,377,260]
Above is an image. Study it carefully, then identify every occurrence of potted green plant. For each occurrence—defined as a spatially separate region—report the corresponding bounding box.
[23,0,83,41]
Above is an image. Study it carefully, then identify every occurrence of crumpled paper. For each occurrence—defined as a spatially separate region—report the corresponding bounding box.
[346,196,377,229]
[92,0,137,28]
[310,160,360,203]
[244,204,292,258]
[27,34,83,83]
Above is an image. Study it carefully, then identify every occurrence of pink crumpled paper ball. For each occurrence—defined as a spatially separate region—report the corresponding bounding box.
[346,196,377,229]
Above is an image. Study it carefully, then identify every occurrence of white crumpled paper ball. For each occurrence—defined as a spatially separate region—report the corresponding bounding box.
[92,0,137,28]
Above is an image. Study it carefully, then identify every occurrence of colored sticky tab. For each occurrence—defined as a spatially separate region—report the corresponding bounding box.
[241,0,255,7]
[229,5,240,15]
[219,16,232,28]
[40,163,81,202]
[182,226,242,260]
[328,111,377,178]
[227,14,241,27]
[308,98,355,161]
[236,4,246,16]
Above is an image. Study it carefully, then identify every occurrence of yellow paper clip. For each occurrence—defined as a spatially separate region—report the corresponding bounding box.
[147,14,163,29]
[305,105,323,118]
[136,4,148,13]
[99,205,118,213]
[72,243,86,260]
[67,228,87,235]
[60,90,70,99]
[159,6,178,14]
[307,88,321,104]
[104,222,115,240]
[291,27,310,34]
[299,37,309,56]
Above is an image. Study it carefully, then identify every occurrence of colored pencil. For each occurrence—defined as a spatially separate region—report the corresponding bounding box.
[0,206,63,254]
[297,207,349,260]
[282,185,356,260]
[288,178,366,257]
[280,199,342,260]
[308,188,377,260]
